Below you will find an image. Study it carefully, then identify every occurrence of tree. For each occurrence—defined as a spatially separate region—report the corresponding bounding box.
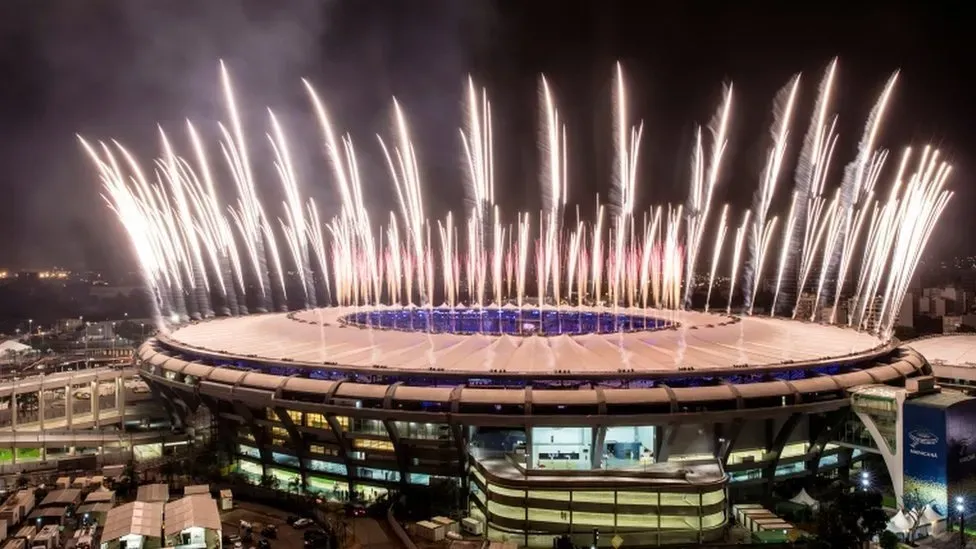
[879,530,900,549]
[260,473,279,490]
[902,488,934,541]
[287,476,301,495]
[816,490,888,548]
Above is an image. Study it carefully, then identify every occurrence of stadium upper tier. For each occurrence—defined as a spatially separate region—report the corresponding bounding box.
[910,335,976,366]
[155,306,890,380]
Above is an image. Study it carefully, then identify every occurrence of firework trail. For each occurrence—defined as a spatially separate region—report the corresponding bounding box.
[684,84,732,307]
[539,76,568,307]
[728,210,752,314]
[460,77,494,306]
[379,100,428,306]
[611,64,645,309]
[84,61,952,341]
[815,72,898,312]
[268,110,315,309]
[704,204,729,312]
[788,59,839,316]
[219,61,274,312]
[746,75,801,315]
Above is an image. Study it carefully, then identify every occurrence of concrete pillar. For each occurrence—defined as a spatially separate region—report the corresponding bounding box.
[91,381,100,428]
[118,377,126,433]
[11,385,17,432]
[66,384,73,429]
[38,389,45,430]
[40,447,46,461]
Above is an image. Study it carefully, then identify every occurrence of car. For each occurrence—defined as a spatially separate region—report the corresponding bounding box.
[260,524,278,538]
[257,539,272,549]
[344,503,366,517]
[303,530,334,549]
[286,515,300,525]
[293,518,314,528]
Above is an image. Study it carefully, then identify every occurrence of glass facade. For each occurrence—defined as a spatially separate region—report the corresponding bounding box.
[470,465,727,544]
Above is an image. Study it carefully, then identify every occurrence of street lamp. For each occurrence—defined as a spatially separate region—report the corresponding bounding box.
[860,471,870,491]
[956,496,965,548]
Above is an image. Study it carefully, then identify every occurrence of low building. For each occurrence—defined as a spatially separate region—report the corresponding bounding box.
[31,524,60,549]
[163,495,222,548]
[183,485,210,497]
[135,484,169,504]
[100,501,164,549]
[0,490,35,525]
[38,489,81,509]
[26,507,68,527]
[77,502,114,526]
[84,490,116,506]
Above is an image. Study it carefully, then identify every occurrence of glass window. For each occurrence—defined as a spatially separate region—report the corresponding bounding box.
[353,439,395,452]
[272,452,300,468]
[306,413,329,430]
[307,459,347,476]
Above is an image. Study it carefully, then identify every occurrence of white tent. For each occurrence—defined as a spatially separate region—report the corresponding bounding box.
[789,488,819,510]
[921,504,944,524]
[887,510,913,535]
[0,340,33,354]
[919,504,946,536]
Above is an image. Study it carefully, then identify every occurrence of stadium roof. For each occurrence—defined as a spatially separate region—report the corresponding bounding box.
[162,306,886,375]
[910,335,976,367]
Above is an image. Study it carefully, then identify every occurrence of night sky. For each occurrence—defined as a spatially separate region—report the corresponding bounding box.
[0,1,971,275]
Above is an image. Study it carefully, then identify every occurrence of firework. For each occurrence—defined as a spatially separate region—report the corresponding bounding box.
[84,61,951,340]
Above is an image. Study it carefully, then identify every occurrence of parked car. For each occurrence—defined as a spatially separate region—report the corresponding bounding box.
[293,518,314,528]
[286,515,300,526]
[257,539,272,549]
[261,524,278,538]
[344,503,366,517]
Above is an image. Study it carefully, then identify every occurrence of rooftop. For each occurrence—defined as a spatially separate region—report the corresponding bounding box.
[910,335,976,367]
[164,495,221,537]
[102,501,164,543]
[39,489,81,507]
[136,483,169,503]
[161,306,886,376]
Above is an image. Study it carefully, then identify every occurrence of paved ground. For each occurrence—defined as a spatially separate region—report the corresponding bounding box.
[351,517,397,549]
[221,502,307,549]
[220,500,398,549]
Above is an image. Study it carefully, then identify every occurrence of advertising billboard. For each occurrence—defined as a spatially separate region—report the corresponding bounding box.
[903,399,948,513]
[946,397,976,506]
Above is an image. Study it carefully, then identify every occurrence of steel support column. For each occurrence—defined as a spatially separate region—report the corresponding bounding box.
[382,382,410,488]
[761,413,802,494]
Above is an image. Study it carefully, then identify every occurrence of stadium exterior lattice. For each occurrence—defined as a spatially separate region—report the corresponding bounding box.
[136,306,931,546]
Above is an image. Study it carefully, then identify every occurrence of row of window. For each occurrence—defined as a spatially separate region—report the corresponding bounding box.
[262,408,450,440]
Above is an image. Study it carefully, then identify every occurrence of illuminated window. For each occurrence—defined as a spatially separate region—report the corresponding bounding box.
[271,426,289,446]
[354,439,395,452]
[309,444,339,456]
[306,413,329,430]
[334,416,350,431]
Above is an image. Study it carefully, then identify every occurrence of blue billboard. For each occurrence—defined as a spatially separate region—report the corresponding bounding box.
[946,397,976,507]
[903,399,948,513]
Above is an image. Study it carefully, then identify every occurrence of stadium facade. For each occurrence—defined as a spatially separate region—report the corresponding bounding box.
[136,306,934,546]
